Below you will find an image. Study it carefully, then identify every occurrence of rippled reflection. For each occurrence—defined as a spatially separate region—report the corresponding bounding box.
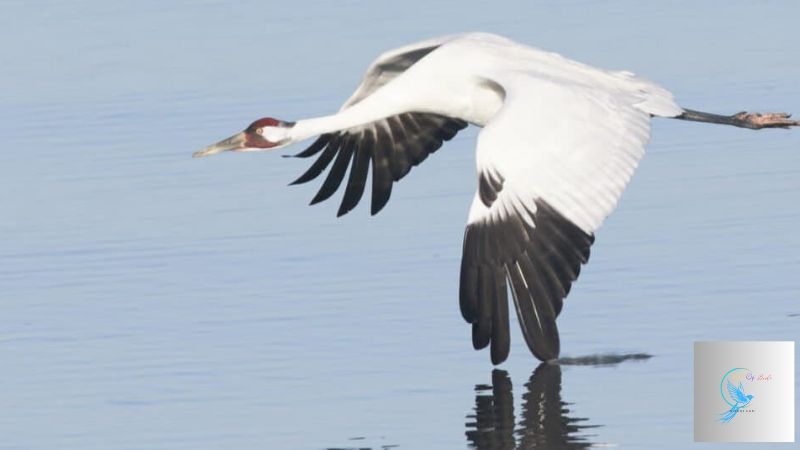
[465,364,598,450]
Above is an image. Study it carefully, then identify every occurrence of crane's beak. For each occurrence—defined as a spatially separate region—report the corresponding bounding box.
[193,132,247,158]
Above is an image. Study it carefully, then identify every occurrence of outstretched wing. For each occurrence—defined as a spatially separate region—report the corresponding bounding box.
[461,76,655,364]
[290,36,468,216]
[339,35,462,110]
[291,114,467,216]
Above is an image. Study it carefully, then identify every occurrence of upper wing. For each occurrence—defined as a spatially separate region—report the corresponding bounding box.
[340,34,465,109]
[290,36,468,216]
[461,76,653,364]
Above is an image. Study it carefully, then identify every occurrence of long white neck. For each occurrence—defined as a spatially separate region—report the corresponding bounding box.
[288,90,415,143]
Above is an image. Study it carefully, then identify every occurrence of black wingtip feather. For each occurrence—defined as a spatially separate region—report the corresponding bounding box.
[461,199,594,363]
[370,127,393,215]
[459,263,478,323]
[471,265,493,350]
[291,113,466,215]
[370,189,392,216]
[309,136,353,204]
[337,131,372,217]
[490,266,510,365]
[289,136,341,186]
[472,322,491,350]
[292,135,331,158]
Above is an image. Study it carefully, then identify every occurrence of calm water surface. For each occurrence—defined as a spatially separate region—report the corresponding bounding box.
[1,1,798,448]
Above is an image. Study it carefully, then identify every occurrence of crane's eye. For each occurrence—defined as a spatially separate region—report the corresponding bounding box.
[256,128,264,135]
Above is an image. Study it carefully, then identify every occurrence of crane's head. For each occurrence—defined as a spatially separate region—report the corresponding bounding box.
[193,117,294,158]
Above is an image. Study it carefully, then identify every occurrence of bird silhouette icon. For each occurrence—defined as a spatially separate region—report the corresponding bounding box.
[719,379,754,423]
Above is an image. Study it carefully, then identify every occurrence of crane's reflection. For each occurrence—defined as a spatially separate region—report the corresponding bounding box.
[465,353,651,449]
[465,363,597,449]
[324,354,649,450]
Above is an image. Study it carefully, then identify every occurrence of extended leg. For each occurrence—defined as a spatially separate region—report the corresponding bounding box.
[674,109,800,129]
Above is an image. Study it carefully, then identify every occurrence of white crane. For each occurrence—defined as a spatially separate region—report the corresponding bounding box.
[194,33,798,364]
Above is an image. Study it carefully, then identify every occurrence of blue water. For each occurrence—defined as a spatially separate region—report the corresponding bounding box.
[1,1,798,448]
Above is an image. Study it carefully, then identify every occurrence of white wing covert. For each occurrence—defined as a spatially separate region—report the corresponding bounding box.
[340,34,465,109]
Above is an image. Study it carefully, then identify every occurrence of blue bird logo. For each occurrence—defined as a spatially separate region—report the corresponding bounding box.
[718,368,754,423]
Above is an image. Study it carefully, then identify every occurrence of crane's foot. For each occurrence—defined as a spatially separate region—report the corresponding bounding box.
[676,108,800,130]
[731,111,800,129]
